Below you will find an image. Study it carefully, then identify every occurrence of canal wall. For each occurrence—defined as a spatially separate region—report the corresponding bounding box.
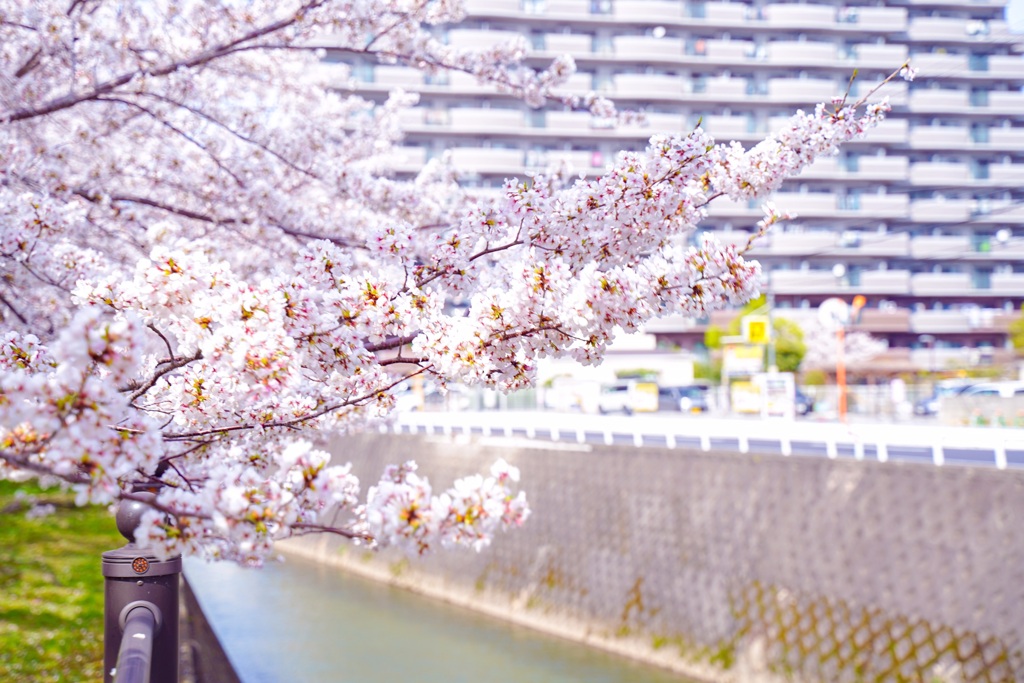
[282,432,1024,683]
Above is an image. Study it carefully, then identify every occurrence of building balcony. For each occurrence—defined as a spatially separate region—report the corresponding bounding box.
[464,0,521,13]
[448,28,523,50]
[765,41,837,66]
[447,108,528,132]
[526,149,605,175]
[710,194,910,222]
[987,56,1024,80]
[910,236,971,259]
[542,33,592,53]
[910,199,973,223]
[849,232,912,257]
[988,91,1024,112]
[972,202,1024,224]
[846,6,910,31]
[612,73,685,98]
[611,35,685,59]
[908,89,969,110]
[908,162,971,186]
[987,164,1024,186]
[611,0,684,19]
[907,17,1017,44]
[852,308,911,333]
[385,146,428,173]
[701,2,749,23]
[856,118,910,144]
[764,4,908,32]
[988,127,1024,151]
[767,77,841,103]
[908,88,1024,115]
[910,272,971,295]
[910,52,969,75]
[845,43,910,69]
[619,112,688,136]
[905,53,1024,82]
[908,126,971,149]
[896,0,1006,8]
[430,147,525,173]
[704,39,753,61]
[992,274,1024,296]
[372,65,425,87]
[801,156,909,182]
[767,269,915,296]
[734,230,914,259]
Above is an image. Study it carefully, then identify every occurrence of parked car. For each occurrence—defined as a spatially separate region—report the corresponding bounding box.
[794,389,814,416]
[657,385,710,413]
[598,381,659,414]
[913,379,980,416]
[960,381,1024,399]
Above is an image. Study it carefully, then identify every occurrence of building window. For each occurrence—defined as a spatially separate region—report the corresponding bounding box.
[973,269,993,290]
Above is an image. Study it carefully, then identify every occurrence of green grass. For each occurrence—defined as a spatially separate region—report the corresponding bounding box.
[0,480,123,682]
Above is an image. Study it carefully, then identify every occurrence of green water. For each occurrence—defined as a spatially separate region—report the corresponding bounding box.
[184,555,695,683]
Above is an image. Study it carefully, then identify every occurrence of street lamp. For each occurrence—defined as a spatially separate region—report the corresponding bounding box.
[820,269,866,423]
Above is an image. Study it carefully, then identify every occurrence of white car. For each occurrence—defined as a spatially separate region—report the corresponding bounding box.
[597,381,658,414]
[961,381,1024,399]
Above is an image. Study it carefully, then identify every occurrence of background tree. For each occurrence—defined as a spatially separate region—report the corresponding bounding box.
[800,320,887,374]
[0,0,903,563]
[1009,304,1024,355]
[771,318,807,374]
[706,295,806,372]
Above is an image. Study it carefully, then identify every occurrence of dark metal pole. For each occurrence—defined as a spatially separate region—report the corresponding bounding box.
[102,494,181,683]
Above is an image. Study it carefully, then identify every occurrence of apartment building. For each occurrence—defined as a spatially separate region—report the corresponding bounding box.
[321,0,1024,372]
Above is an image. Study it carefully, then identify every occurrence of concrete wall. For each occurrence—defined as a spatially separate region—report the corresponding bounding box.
[284,432,1024,682]
[179,577,241,683]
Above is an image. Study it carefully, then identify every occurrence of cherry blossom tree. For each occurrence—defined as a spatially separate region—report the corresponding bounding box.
[800,321,887,373]
[1,0,906,564]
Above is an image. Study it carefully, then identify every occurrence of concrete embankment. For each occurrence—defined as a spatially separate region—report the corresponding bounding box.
[282,431,1024,683]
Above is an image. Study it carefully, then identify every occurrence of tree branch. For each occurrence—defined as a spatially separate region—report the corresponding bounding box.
[6,0,330,123]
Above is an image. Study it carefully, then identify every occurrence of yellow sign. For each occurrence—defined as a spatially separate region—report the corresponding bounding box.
[723,344,765,375]
[744,316,771,345]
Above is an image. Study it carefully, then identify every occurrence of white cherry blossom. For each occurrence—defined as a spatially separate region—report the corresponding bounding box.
[0,0,906,563]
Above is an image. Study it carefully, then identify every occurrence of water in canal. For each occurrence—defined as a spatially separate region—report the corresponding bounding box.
[184,554,695,683]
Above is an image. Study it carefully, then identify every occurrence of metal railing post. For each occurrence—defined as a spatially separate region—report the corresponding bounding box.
[102,493,181,683]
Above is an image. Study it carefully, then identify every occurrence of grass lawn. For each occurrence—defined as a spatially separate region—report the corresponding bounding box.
[0,480,124,682]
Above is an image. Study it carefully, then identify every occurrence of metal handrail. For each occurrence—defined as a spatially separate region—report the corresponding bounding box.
[114,606,156,683]
[391,410,1024,469]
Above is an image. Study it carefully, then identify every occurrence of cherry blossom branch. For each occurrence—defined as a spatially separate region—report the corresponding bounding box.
[291,522,372,542]
[132,91,318,179]
[95,95,246,187]
[127,350,203,404]
[0,450,89,485]
[5,0,330,123]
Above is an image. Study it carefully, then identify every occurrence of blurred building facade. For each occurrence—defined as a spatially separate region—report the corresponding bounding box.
[320,0,1024,371]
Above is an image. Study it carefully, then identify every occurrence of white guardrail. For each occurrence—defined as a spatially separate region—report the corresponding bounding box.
[387,411,1024,470]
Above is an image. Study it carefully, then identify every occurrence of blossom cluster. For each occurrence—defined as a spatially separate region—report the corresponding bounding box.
[0,0,901,563]
[357,458,530,556]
